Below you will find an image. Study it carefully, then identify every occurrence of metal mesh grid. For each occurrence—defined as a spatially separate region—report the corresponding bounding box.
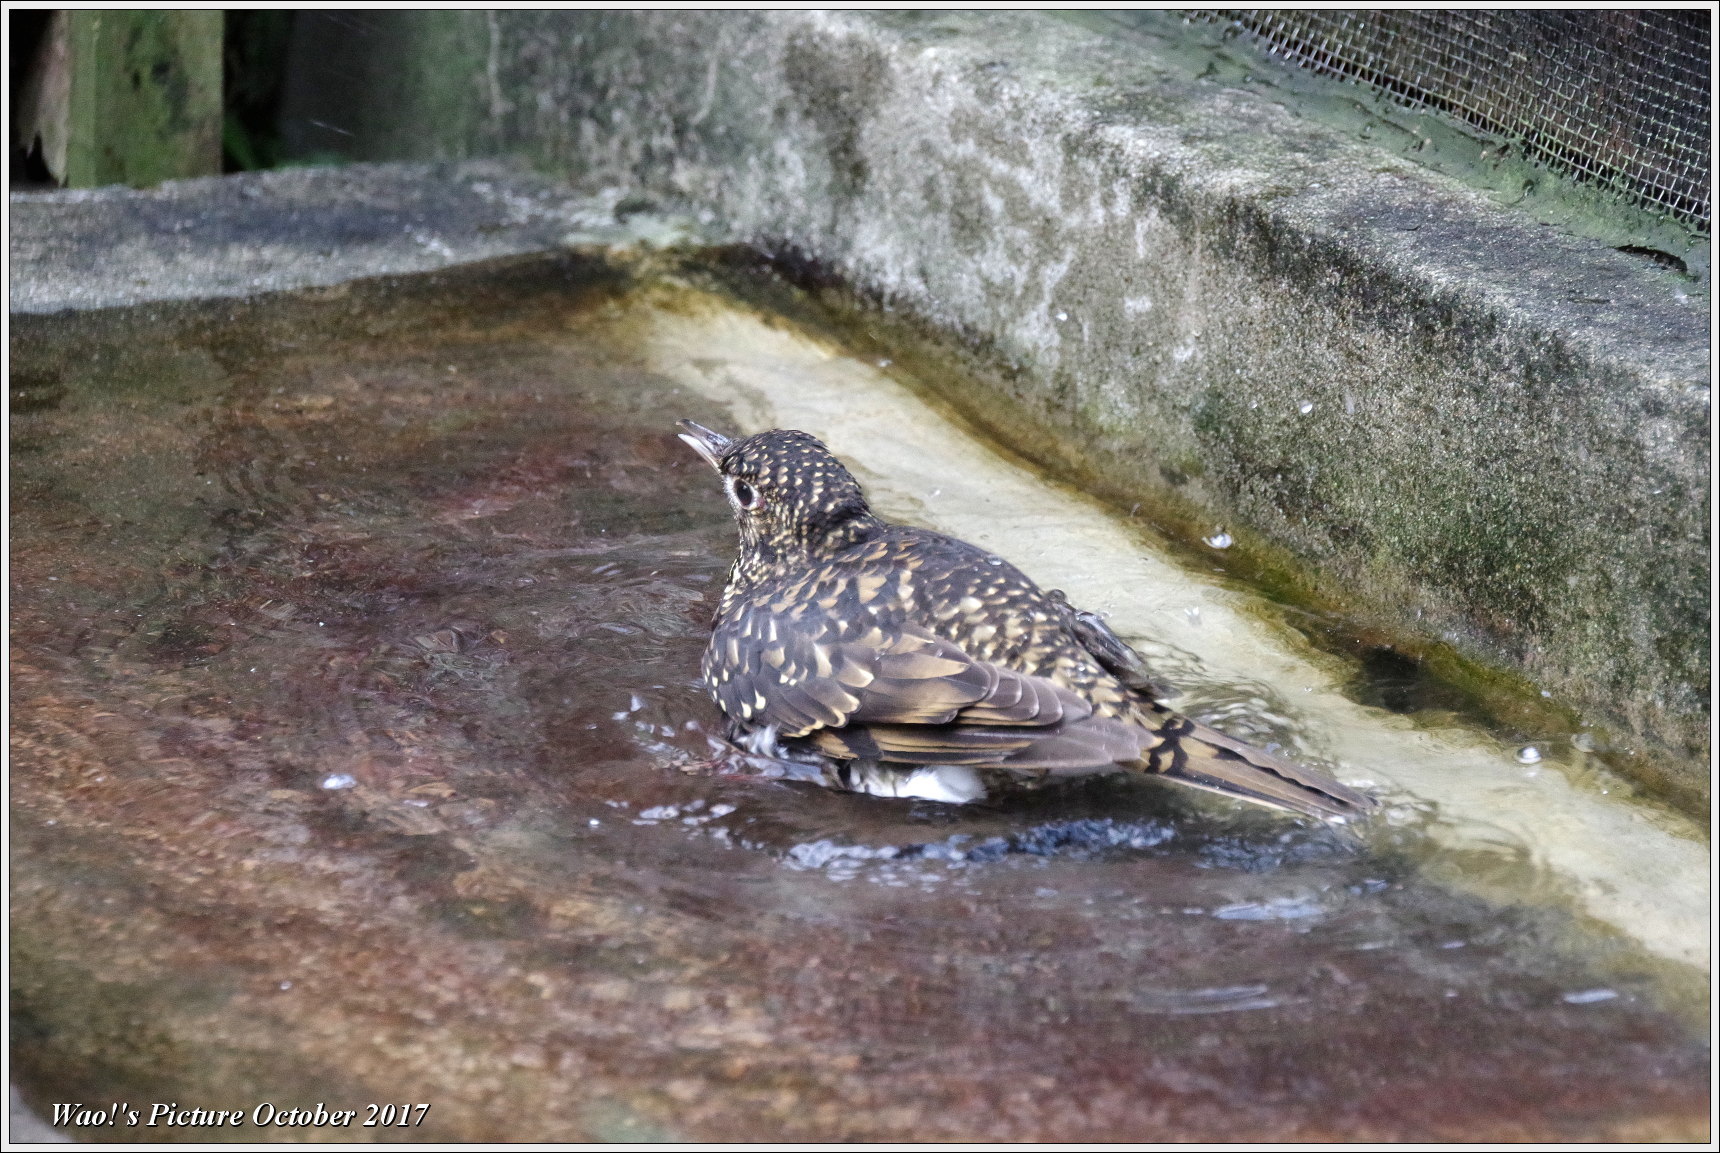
[1190,10,1710,232]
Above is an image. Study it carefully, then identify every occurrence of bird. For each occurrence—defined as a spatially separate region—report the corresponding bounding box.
[676,419,1375,821]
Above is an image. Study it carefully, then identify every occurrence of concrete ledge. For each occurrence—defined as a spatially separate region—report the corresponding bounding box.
[7,159,690,314]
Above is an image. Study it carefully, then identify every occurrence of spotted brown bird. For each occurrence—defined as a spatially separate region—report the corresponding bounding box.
[677,420,1374,821]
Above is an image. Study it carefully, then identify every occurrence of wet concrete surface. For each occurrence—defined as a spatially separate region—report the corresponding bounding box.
[9,256,1709,1141]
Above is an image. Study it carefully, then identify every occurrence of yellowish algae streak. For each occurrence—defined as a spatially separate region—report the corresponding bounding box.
[638,286,1708,974]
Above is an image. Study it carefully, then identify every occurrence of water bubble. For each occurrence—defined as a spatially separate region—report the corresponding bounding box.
[320,773,357,790]
[279,980,293,991]
[786,839,899,870]
[1515,746,1542,765]
[1297,401,1314,415]
[985,556,1003,566]
[876,358,892,368]
[1561,988,1618,1004]
[1203,530,1233,549]
[588,818,601,827]
[1054,310,1069,322]
[1213,896,1323,921]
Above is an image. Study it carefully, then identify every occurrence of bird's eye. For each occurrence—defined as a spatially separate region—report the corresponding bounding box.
[731,479,761,510]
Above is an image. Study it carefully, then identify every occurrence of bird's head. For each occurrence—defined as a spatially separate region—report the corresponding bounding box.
[677,420,879,573]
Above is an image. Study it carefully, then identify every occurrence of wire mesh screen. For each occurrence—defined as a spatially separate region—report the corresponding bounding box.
[1189,10,1711,233]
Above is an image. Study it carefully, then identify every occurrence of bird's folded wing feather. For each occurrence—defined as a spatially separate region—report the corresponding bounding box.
[706,601,1103,765]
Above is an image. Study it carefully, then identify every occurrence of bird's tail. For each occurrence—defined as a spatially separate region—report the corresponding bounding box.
[1141,714,1375,822]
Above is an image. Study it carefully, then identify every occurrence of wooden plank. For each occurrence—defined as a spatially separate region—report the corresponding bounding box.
[60,10,223,188]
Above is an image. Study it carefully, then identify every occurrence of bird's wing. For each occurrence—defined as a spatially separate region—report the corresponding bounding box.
[708,591,1373,814]
[813,712,1147,769]
[705,598,1097,756]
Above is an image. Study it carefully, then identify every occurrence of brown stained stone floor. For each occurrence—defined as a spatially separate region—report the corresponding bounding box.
[8,255,1710,1142]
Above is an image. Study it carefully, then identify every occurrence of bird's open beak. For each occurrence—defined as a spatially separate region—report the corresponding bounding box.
[676,419,733,470]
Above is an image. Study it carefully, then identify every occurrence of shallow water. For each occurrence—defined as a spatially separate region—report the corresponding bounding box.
[9,254,1708,1141]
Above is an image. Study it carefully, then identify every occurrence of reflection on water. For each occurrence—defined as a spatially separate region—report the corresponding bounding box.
[9,255,1708,1142]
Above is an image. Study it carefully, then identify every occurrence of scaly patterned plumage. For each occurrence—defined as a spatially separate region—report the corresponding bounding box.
[678,420,1374,820]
